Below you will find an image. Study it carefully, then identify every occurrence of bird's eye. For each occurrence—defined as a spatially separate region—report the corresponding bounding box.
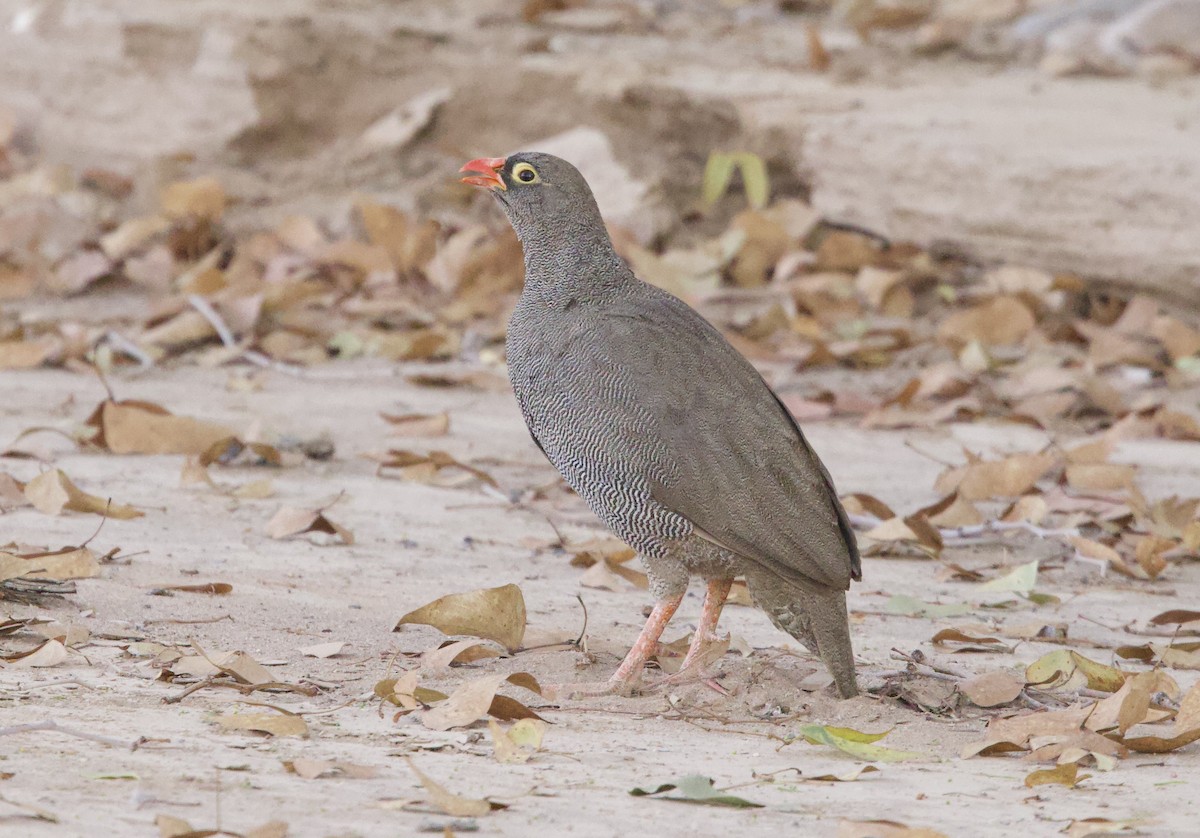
[512,163,539,184]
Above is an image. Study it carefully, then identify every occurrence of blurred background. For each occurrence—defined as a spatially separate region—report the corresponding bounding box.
[0,0,1196,304]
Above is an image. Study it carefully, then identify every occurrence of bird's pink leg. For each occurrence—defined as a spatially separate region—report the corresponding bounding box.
[610,593,684,684]
[678,577,733,672]
[642,578,734,694]
[549,593,683,699]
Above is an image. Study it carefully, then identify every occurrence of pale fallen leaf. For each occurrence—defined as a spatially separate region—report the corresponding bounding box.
[265,506,354,545]
[88,400,234,456]
[381,412,450,437]
[3,639,68,668]
[489,718,547,764]
[24,469,142,519]
[0,546,99,583]
[284,758,379,780]
[395,583,526,652]
[216,711,308,738]
[961,671,1025,707]
[838,820,948,838]
[299,642,346,659]
[420,672,543,731]
[406,757,498,817]
[1025,763,1088,788]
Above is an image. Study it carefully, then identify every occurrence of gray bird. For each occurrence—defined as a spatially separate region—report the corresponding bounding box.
[460,152,861,698]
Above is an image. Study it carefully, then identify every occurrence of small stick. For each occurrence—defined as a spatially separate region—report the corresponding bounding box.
[0,719,143,750]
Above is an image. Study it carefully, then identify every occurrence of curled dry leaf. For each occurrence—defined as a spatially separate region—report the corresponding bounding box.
[2,639,69,668]
[419,671,543,731]
[936,451,1059,501]
[1064,819,1159,838]
[932,629,1012,654]
[838,820,948,838]
[936,296,1035,347]
[155,582,232,595]
[0,545,99,583]
[284,758,379,780]
[629,775,763,809]
[978,560,1039,594]
[24,469,142,519]
[420,638,504,670]
[376,449,497,487]
[1025,763,1089,788]
[1025,650,1126,693]
[960,671,1025,707]
[406,757,503,817]
[216,711,308,738]
[265,506,353,545]
[395,583,526,652]
[85,399,234,455]
[298,641,346,659]
[381,412,450,437]
[1086,670,1178,734]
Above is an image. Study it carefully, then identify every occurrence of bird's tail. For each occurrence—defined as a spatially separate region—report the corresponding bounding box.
[746,571,859,698]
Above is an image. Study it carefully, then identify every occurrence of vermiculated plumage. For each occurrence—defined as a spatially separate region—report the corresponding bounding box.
[464,152,861,697]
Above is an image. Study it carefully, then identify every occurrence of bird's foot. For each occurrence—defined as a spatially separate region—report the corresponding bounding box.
[543,675,642,701]
[642,670,732,697]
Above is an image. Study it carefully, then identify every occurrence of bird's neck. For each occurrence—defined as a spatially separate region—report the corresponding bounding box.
[516,219,632,302]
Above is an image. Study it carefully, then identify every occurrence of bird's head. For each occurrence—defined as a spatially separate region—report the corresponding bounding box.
[459,152,605,246]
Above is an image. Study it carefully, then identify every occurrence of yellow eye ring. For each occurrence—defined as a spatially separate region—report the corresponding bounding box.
[511,162,540,184]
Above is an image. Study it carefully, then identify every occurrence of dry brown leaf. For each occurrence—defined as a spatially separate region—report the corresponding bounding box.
[216,711,308,738]
[2,639,68,668]
[921,493,984,528]
[960,671,1024,707]
[936,296,1035,347]
[376,449,497,487]
[406,758,501,817]
[0,338,58,370]
[265,506,353,545]
[1025,650,1126,693]
[1024,763,1088,788]
[1065,463,1135,492]
[931,629,1012,654]
[284,758,379,780]
[1064,818,1158,838]
[24,469,142,519]
[841,493,897,520]
[419,672,543,731]
[937,451,1059,501]
[395,583,526,652]
[1176,682,1200,733]
[87,400,234,455]
[1086,670,1178,734]
[0,546,99,583]
[420,638,504,670]
[299,641,346,659]
[157,582,233,595]
[838,820,948,838]
[162,177,226,221]
[381,412,450,437]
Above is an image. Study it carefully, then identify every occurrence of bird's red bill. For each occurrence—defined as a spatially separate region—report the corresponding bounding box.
[459,157,507,190]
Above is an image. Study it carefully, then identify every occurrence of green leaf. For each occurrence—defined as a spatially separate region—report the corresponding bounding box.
[978,560,1038,593]
[731,153,770,209]
[796,725,921,762]
[630,775,763,808]
[885,594,972,619]
[702,153,737,208]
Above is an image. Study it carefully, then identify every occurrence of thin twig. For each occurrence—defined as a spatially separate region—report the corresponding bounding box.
[0,719,143,750]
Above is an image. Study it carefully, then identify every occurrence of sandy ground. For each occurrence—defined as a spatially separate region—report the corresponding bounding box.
[1,343,1198,837]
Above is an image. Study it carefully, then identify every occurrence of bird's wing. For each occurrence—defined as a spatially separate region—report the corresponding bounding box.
[592,289,859,590]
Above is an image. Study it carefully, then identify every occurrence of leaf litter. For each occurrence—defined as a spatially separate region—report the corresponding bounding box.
[0,115,1198,834]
